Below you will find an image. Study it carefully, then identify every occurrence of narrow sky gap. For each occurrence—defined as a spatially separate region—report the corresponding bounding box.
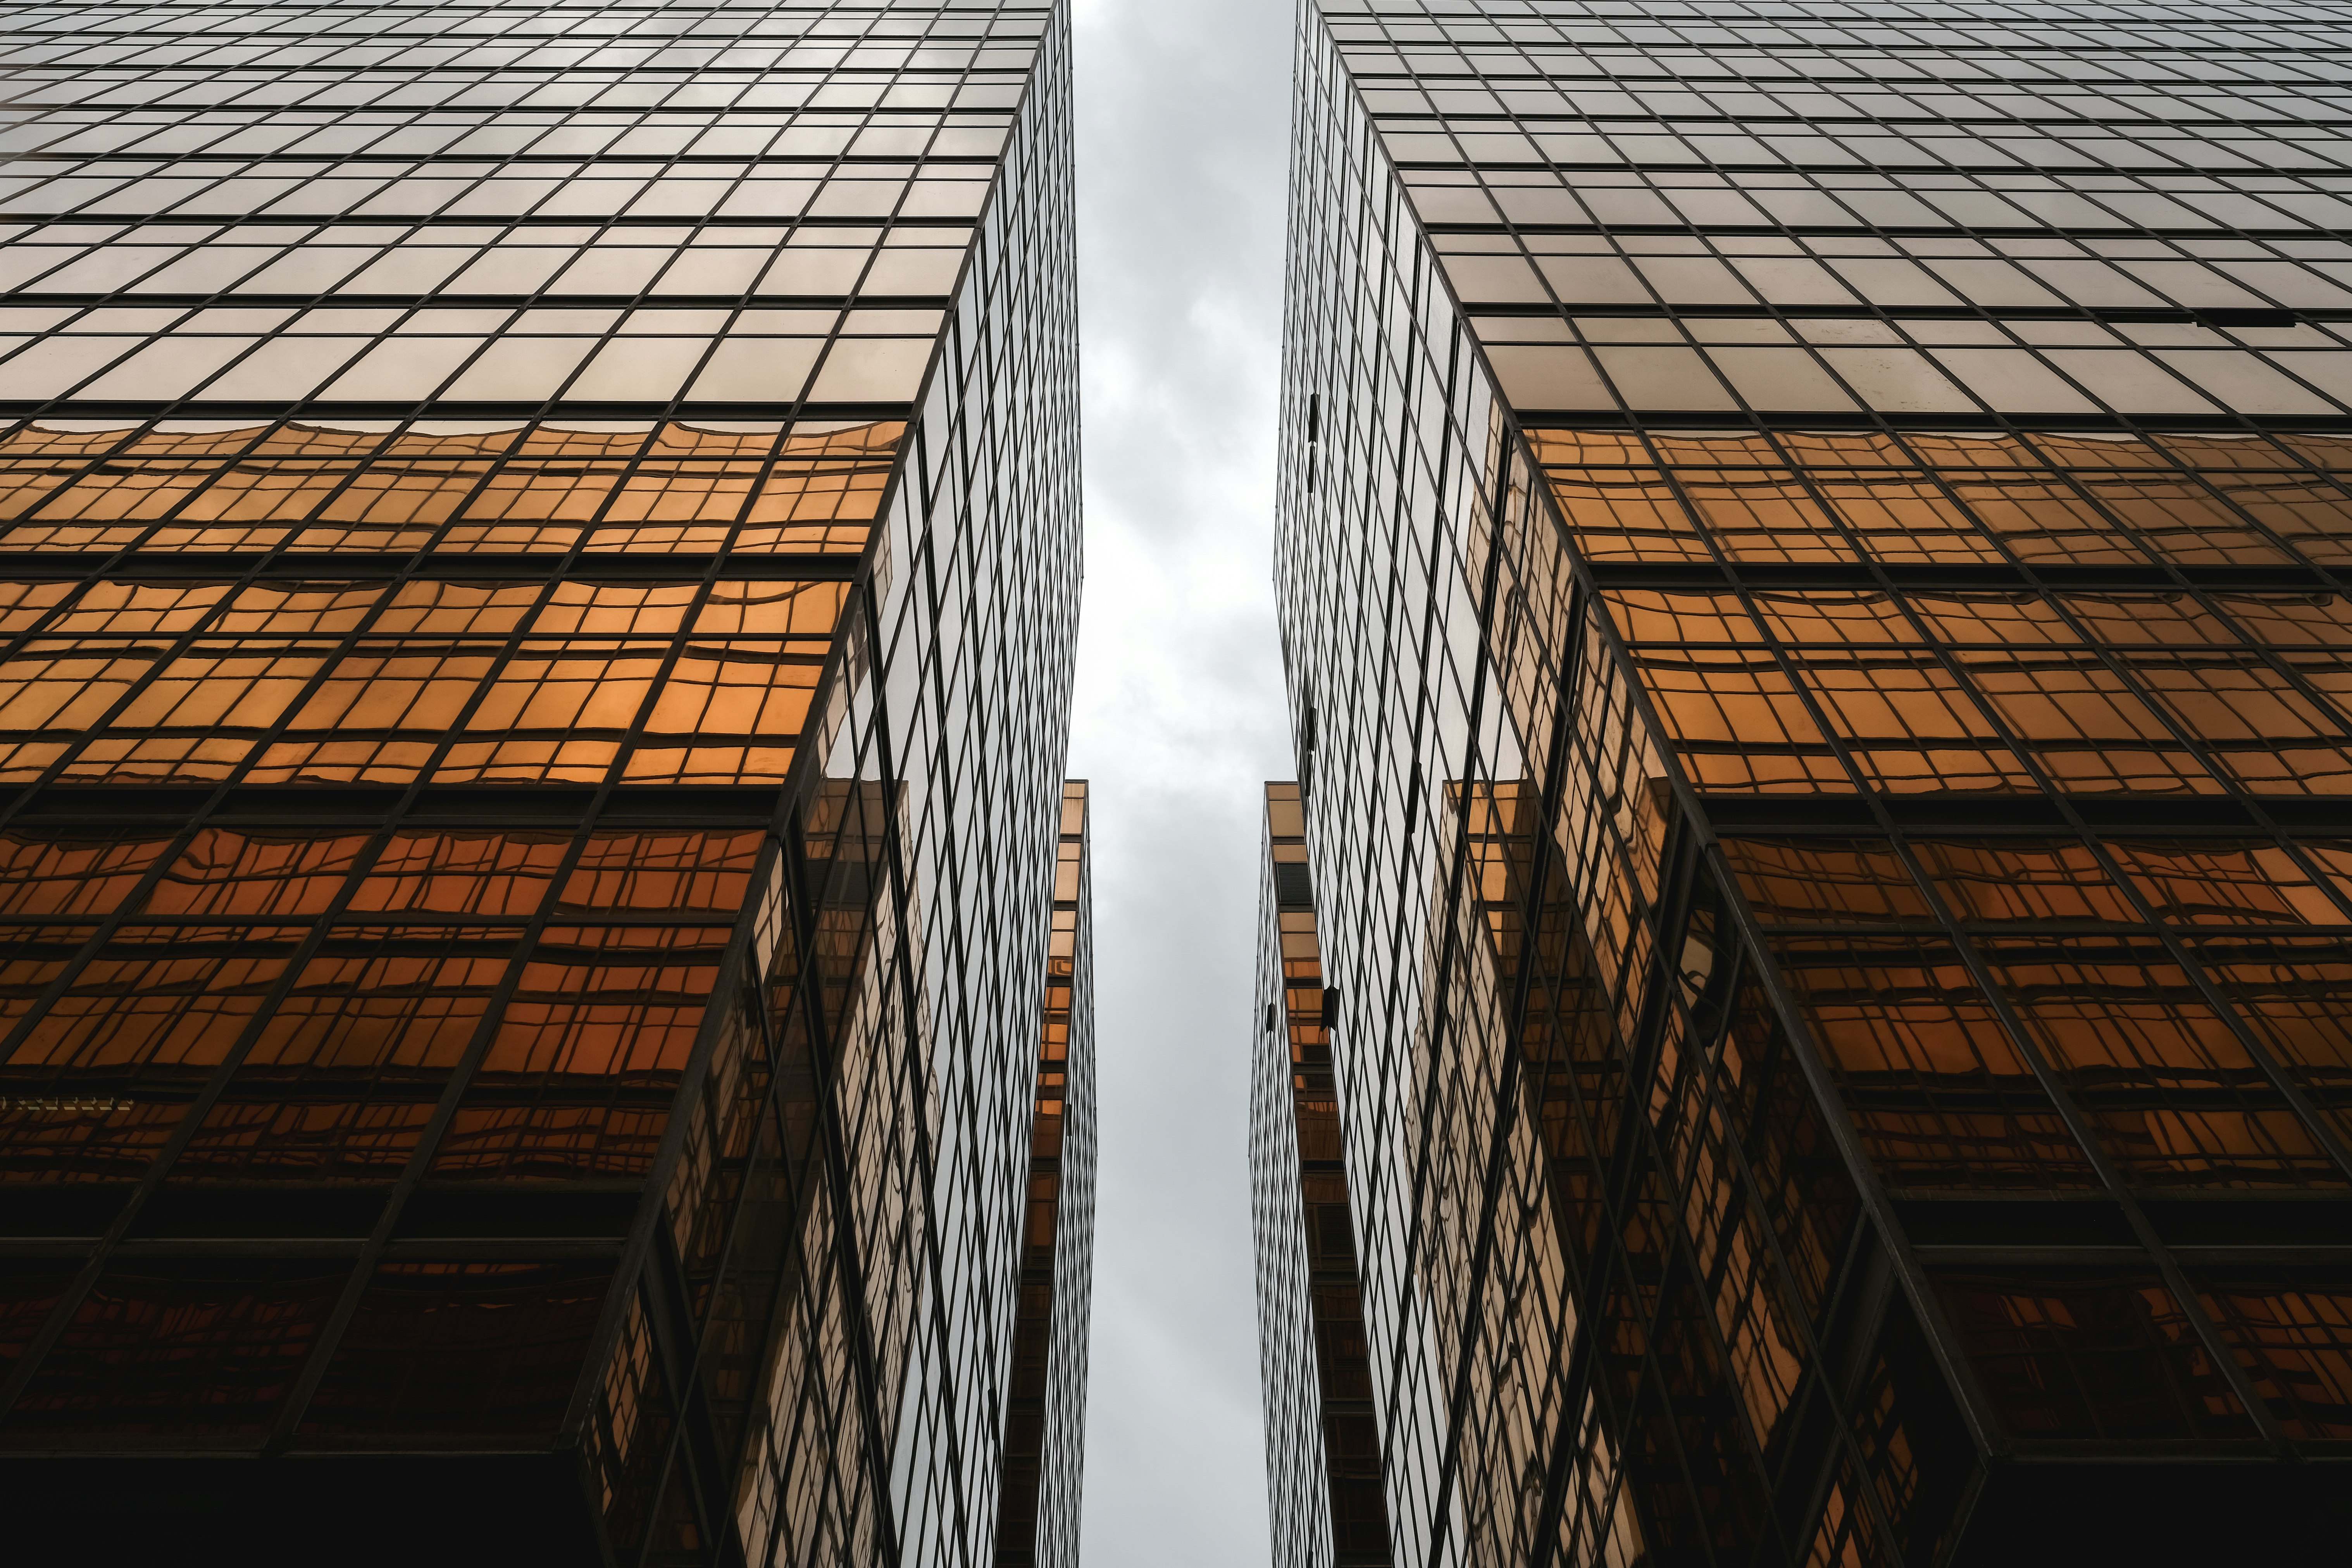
[1068,0,1295,1560]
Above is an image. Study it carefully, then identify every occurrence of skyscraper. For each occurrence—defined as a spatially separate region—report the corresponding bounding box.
[0,4,1091,1566]
[1259,2,2352,1564]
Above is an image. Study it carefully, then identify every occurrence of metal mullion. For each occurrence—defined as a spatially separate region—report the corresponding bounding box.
[2000,432,2352,598]
[1583,843,1768,1567]
[1706,427,2328,1419]
[1354,211,1477,1495]
[1804,456,2352,1183]
[1411,423,1580,1568]
[1712,575,2298,1448]
[770,793,904,1568]
[636,784,892,1561]
[0,558,440,1061]
[0,419,262,543]
[0,425,421,574]
[1752,412,2352,831]
[553,365,915,1560]
[0,526,699,1427]
[1831,858,2299,1448]
[1470,568,1639,1552]
[855,571,992,1568]
[709,868,879,1568]
[0,827,415,1423]
[1528,829,1756,1568]
[0,551,502,846]
[1675,942,1904,1539]
[264,565,735,1447]
[0,412,506,664]
[26,326,401,431]
[741,1208,866,1568]
[1506,414,2020,1474]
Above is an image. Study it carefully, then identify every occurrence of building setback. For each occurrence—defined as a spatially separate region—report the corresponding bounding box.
[0,3,1089,1566]
[1260,2,2352,1565]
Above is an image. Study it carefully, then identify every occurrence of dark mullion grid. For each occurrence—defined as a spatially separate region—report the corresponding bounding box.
[1373,261,1464,1568]
[1282,42,1427,1513]
[239,381,890,1527]
[0,114,990,400]
[1311,31,1817,1568]
[0,413,813,1044]
[1583,432,2323,1435]
[1616,420,2352,1238]
[1413,161,2352,334]
[1513,470,2032,1480]
[0,107,1016,165]
[1314,11,2352,1562]
[1494,597,1907,1566]
[1385,0,2352,918]
[1336,138,1482,1542]
[0,67,1033,116]
[1389,133,2352,426]
[1468,466,1920,1562]
[0,412,736,570]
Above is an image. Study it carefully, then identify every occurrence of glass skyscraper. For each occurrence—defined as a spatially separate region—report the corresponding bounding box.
[0,3,1091,1566]
[1259,2,2352,1565]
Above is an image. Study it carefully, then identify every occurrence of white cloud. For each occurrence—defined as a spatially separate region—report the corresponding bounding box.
[1067,0,1295,1561]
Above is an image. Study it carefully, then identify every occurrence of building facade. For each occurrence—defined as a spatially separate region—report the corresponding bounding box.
[1261,2,2352,1565]
[994,779,1094,1568]
[1253,780,1395,1568]
[0,4,1089,1567]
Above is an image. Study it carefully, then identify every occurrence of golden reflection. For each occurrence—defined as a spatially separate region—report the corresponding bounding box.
[0,420,900,555]
[1532,429,2352,572]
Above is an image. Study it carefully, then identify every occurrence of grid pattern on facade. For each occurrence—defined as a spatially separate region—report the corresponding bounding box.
[1356,0,2352,429]
[0,5,1083,1568]
[1266,4,2352,1567]
[991,777,1093,1568]
[1252,781,1397,1568]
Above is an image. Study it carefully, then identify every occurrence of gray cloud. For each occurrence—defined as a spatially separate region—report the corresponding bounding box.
[1067,0,1297,1561]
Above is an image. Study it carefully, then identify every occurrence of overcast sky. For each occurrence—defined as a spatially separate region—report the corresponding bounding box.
[1063,0,1298,1561]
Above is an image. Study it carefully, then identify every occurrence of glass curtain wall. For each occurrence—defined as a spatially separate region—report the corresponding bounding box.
[0,4,1083,1567]
[990,778,1093,1568]
[1253,779,1397,1568]
[1269,2,2352,1566]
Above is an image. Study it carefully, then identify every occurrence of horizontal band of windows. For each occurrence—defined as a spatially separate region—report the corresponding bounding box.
[8,295,955,312]
[0,1184,645,1244]
[1510,409,2352,432]
[12,781,796,828]
[1357,74,2352,88]
[0,934,727,962]
[0,398,919,420]
[1379,115,2352,132]
[1429,224,2352,243]
[0,916,734,935]
[1389,160,2345,179]
[0,1239,634,1261]
[1,153,1008,165]
[0,64,1040,78]
[1340,48,2352,65]
[5,216,977,230]
[1465,303,2318,327]
[0,61,1039,74]
[1587,562,2345,594]
[1895,1196,2352,1247]
[0,552,862,583]
[1747,925,2352,943]
[1694,792,2352,832]
[1914,1246,2352,1269]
